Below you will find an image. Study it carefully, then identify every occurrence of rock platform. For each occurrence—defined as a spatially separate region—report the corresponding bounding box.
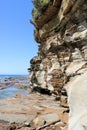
[0,92,68,130]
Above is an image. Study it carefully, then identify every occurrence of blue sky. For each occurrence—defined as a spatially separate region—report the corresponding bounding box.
[0,0,38,75]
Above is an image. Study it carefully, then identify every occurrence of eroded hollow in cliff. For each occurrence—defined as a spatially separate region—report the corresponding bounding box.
[32,86,52,95]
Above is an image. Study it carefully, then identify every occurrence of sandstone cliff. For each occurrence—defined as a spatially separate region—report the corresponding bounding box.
[29,1,87,129]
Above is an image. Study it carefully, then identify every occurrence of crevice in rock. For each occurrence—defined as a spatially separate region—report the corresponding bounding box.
[32,87,52,95]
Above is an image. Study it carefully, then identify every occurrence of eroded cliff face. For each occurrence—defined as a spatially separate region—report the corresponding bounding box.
[30,1,87,129]
[30,0,87,96]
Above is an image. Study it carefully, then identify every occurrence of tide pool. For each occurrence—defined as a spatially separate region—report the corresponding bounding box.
[0,87,29,99]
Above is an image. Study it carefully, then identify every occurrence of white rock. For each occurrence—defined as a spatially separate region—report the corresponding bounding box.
[66,71,87,130]
[66,61,85,75]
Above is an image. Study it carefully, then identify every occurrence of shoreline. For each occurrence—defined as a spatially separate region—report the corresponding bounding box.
[0,76,68,130]
[0,75,30,90]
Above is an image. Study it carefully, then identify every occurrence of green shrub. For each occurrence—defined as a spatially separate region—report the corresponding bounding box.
[34,29,40,42]
[32,0,50,10]
[32,8,41,20]
[39,0,50,6]
[32,0,53,21]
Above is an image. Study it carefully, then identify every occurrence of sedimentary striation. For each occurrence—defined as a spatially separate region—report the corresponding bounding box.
[29,0,87,129]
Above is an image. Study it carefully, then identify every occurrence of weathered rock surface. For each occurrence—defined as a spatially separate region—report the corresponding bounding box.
[30,0,87,129]
[0,93,68,130]
[65,71,87,130]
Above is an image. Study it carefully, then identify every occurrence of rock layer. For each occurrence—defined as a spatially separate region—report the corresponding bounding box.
[30,0,87,129]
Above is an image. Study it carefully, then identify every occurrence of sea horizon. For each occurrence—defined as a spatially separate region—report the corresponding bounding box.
[0,74,29,79]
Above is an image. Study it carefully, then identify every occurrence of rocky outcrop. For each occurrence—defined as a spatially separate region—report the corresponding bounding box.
[29,0,87,129]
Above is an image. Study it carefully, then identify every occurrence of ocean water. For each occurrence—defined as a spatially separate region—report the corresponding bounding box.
[0,74,28,79]
[0,87,29,99]
[0,74,29,82]
[0,74,29,99]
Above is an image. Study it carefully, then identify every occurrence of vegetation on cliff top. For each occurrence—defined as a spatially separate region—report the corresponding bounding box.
[32,0,52,20]
[32,0,50,9]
